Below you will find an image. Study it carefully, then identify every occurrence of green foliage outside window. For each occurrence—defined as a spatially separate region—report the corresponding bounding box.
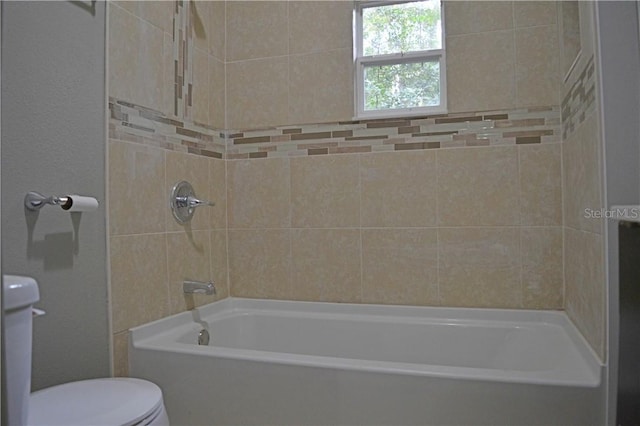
[362,1,442,112]
[364,61,440,111]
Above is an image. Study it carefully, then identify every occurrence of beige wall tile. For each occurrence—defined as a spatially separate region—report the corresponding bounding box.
[360,151,437,227]
[166,151,210,231]
[559,1,581,79]
[192,48,210,125]
[291,229,361,302]
[447,30,516,113]
[163,31,175,117]
[226,57,289,129]
[209,1,226,61]
[444,1,513,36]
[209,57,226,128]
[209,158,227,230]
[110,234,170,332]
[289,1,353,54]
[563,113,603,234]
[109,140,166,236]
[437,146,520,226]
[519,143,562,226]
[291,154,360,228]
[226,1,288,61]
[564,227,605,360]
[228,229,291,298]
[192,1,210,53]
[516,25,560,108]
[137,18,165,111]
[362,228,438,306]
[109,3,164,110]
[166,230,215,314]
[210,230,230,300]
[521,227,563,309]
[113,1,137,15]
[139,1,174,33]
[227,158,290,228]
[514,1,557,28]
[109,4,138,103]
[438,227,521,308]
[289,49,354,125]
[112,331,130,377]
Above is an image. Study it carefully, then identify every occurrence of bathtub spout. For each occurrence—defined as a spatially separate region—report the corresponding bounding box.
[183,281,216,295]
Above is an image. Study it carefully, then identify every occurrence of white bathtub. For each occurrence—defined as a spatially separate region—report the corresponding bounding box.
[129,298,604,425]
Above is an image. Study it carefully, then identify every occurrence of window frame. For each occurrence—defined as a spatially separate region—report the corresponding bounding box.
[354,0,447,119]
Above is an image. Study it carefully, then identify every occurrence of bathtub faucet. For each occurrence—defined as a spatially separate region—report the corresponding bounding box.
[183,280,216,295]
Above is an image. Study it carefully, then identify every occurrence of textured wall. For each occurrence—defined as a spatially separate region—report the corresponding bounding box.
[224,1,561,129]
[1,1,110,389]
[108,1,228,375]
[107,0,571,373]
[560,2,606,361]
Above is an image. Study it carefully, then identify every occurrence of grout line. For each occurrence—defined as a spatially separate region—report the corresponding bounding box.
[223,0,228,131]
[287,156,293,299]
[516,145,524,309]
[434,150,440,306]
[512,1,518,108]
[358,154,364,303]
[163,150,173,315]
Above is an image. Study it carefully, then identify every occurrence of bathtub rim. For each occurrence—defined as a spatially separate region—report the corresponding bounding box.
[129,297,603,388]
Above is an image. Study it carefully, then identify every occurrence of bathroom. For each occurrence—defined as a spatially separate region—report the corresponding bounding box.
[1,1,639,425]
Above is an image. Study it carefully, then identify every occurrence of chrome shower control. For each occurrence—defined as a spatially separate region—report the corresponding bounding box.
[170,181,214,224]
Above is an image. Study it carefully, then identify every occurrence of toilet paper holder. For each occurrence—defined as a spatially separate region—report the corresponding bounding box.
[24,192,99,212]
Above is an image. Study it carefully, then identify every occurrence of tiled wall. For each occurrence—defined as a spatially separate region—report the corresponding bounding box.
[226,0,560,129]
[109,140,229,376]
[227,145,563,308]
[220,0,563,310]
[225,1,354,129]
[109,1,225,127]
[225,107,560,159]
[107,0,576,372]
[561,54,606,361]
[445,1,559,113]
[108,1,228,376]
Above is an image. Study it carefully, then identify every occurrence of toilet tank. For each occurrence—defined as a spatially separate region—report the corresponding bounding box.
[3,275,40,426]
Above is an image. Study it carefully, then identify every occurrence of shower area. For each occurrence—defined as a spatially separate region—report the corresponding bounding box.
[106,1,609,422]
[108,0,604,374]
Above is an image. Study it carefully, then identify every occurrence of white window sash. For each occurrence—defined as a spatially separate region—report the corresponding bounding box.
[359,49,443,66]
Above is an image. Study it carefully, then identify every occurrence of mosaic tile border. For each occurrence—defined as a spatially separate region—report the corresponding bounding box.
[174,0,193,119]
[109,98,226,158]
[109,97,561,160]
[225,107,561,159]
[561,55,596,140]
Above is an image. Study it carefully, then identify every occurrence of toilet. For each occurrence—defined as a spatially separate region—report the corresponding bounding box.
[3,275,170,426]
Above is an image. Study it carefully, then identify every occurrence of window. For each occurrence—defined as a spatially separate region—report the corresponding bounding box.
[354,0,446,118]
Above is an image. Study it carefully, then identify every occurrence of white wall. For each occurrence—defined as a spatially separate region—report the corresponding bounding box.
[1,1,110,390]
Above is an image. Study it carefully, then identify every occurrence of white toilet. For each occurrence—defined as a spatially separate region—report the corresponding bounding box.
[3,275,170,426]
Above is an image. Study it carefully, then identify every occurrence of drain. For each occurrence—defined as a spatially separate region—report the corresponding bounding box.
[198,329,210,345]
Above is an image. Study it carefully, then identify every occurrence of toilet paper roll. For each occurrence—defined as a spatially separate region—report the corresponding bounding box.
[61,195,99,212]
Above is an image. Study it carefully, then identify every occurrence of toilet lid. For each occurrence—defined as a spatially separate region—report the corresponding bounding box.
[28,378,164,426]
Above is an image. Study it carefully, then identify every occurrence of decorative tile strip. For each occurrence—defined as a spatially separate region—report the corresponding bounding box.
[226,106,561,159]
[561,55,596,140]
[174,0,193,119]
[109,98,225,159]
[110,97,560,161]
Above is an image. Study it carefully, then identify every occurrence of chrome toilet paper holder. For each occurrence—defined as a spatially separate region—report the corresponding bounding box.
[170,181,214,224]
[24,192,98,212]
